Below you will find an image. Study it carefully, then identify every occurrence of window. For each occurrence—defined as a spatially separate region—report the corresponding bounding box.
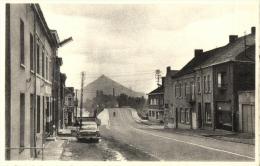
[46,56,49,80]
[181,108,185,123]
[20,19,25,66]
[204,76,207,93]
[30,33,34,71]
[37,95,41,133]
[184,83,187,96]
[175,84,178,97]
[185,108,190,124]
[149,111,151,117]
[217,72,226,88]
[165,104,169,108]
[152,111,155,117]
[179,84,182,97]
[205,103,212,124]
[36,44,40,74]
[156,112,159,119]
[42,51,45,78]
[20,93,25,152]
[207,75,210,92]
[177,108,181,123]
[190,82,195,100]
[197,77,201,94]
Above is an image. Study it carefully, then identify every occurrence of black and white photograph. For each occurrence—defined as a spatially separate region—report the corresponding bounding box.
[1,0,259,165]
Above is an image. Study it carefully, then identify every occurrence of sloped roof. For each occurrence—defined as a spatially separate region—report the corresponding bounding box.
[148,86,164,95]
[173,33,255,78]
[169,70,179,76]
[172,47,222,78]
[198,33,255,69]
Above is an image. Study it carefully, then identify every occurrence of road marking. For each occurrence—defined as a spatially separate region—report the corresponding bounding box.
[131,127,254,160]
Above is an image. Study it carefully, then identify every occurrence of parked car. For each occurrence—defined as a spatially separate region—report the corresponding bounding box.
[76,117,100,142]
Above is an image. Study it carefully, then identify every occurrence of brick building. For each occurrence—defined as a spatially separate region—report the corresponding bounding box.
[5,4,61,160]
[168,27,255,131]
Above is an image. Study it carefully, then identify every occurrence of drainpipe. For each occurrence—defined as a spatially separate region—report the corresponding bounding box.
[200,67,204,129]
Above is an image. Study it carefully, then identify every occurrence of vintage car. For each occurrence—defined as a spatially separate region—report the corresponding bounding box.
[76,119,100,142]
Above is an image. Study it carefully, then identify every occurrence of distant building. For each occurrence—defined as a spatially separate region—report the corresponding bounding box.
[5,4,61,159]
[147,80,164,122]
[64,87,75,126]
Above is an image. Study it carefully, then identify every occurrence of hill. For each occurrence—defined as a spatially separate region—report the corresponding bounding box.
[83,75,145,100]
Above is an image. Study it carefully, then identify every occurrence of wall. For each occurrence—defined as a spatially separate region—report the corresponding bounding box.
[238,91,255,134]
[172,73,195,129]
[195,67,214,129]
[8,4,55,160]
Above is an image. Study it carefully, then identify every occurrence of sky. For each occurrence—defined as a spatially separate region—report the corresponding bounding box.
[40,1,257,94]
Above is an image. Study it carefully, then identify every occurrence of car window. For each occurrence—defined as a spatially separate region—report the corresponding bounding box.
[82,124,97,130]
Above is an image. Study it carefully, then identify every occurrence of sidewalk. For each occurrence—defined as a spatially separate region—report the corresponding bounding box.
[164,128,255,145]
[41,137,67,160]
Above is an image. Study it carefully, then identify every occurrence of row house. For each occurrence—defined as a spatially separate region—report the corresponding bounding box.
[163,67,178,128]
[5,4,63,160]
[147,80,164,122]
[64,87,75,126]
[166,27,255,132]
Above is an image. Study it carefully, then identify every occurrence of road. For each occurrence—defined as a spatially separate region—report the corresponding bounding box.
[62,108,254,161]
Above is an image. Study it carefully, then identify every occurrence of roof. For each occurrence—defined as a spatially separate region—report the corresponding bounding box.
[168,70,179,77]
[198,34,255,68]
[173,33,255,78]
[32,4,60,48]
[172,47,221,78]
[148,86,164,95]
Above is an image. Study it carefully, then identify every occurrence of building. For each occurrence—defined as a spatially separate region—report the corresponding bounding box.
[64,87,75,126]
[168,27,255,131]
[147,80,164,122]
[238,91,255,134]
[5,4,61,159]
[163,67,178,128]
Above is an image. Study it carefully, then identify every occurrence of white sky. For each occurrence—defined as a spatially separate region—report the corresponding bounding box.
[40,1,257,94]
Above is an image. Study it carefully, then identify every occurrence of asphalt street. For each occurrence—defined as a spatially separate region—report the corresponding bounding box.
[62,108,254,161]
[99,108,254,161]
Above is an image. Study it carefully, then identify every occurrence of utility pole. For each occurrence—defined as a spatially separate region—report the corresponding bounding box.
[155,69,161,87]
[75,89,78,122]
[80,72,85,128]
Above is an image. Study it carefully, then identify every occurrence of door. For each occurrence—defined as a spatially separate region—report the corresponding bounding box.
[30,94,35,158]
[242,104,255,134]
[198,103,202,128]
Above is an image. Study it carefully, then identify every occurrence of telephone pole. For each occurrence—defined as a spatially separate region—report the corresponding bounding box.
[80,71,85,128]
[155,69,161,87]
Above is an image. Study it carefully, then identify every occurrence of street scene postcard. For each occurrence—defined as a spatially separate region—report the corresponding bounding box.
[2,0,259,165]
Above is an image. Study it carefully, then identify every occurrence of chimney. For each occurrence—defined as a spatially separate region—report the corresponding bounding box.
[251,27,255,35]
[194,49,203,57]
[162,77,165,86]
[229,35,238,43]
[167,66,171,73]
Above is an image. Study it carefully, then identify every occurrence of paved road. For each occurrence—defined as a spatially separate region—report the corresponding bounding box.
[98,108,255,161]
